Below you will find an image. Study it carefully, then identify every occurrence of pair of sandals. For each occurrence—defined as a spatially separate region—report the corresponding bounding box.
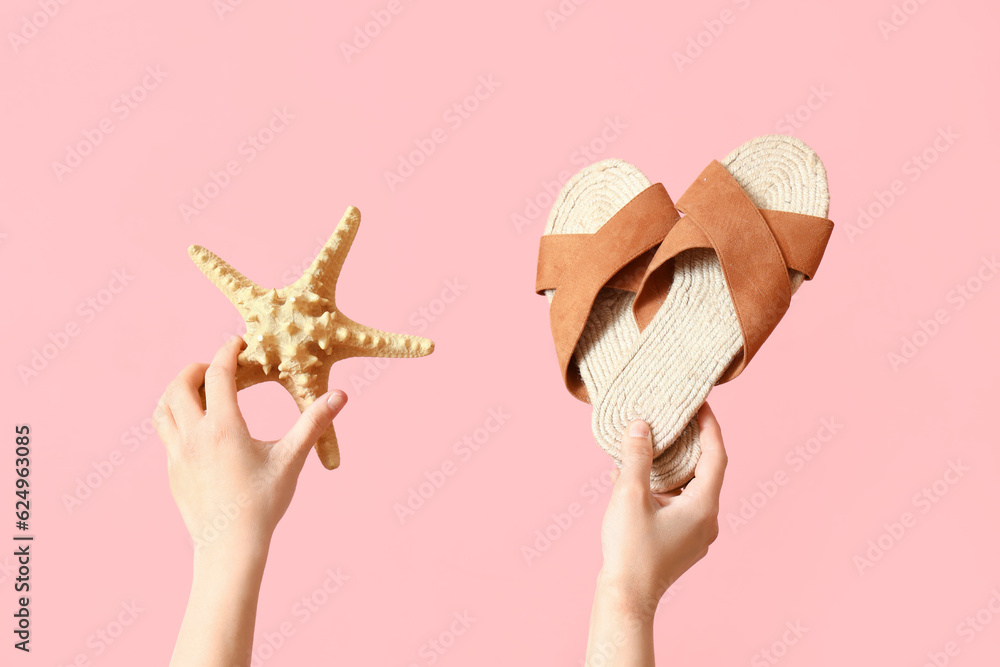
[535,135,835,492]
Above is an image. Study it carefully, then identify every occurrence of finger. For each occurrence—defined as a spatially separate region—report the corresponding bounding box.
[276,390,348,472]
[153,393,177,445]
[654,487,684,500]
[617,420,654,491]
[205,336,245,420]
[683,403,728,504]
[650,482,685,508]
[609,465,620,485]
[165,363,210,433]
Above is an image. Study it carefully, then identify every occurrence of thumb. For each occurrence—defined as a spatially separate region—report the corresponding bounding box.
[618,420,654,490]
[277,390,348,469]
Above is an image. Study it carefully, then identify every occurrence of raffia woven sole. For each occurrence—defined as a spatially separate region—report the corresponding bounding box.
[594,135,830,491]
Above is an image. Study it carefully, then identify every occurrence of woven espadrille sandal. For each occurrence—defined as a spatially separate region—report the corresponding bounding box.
[536,136,834,492]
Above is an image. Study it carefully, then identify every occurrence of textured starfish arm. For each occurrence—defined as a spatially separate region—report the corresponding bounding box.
[337,316,435,359]
[189,245,263,317]
[313,426,341,470]
[286,375,340,469]
[292,207,361,300]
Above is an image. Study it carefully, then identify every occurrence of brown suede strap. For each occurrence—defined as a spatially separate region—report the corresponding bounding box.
[632,160,834,383]
[535,183,680,402]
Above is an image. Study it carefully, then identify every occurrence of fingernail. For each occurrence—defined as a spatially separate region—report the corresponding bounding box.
[229,335,242,346]
[327,390,347,413]
[629,420,650,438]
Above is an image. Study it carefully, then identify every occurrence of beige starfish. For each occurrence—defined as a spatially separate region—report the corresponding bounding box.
[189,206,434,469]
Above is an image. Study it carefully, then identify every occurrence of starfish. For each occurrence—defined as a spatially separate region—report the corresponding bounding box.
[188,206,434,469]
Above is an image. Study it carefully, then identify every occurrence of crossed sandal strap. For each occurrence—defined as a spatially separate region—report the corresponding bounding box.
[632,160,834,384]
[535,183,680,402]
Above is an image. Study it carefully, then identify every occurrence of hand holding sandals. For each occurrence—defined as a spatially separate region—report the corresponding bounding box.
[586,405,727,666]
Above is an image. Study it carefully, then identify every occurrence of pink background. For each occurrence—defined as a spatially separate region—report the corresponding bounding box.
[3,0,999,665]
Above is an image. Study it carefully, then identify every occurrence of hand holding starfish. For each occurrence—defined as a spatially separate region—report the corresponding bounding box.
[155,336,348,666]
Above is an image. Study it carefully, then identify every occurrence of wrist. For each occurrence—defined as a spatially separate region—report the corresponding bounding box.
[192,528,271,579]
[595,569,661,624]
